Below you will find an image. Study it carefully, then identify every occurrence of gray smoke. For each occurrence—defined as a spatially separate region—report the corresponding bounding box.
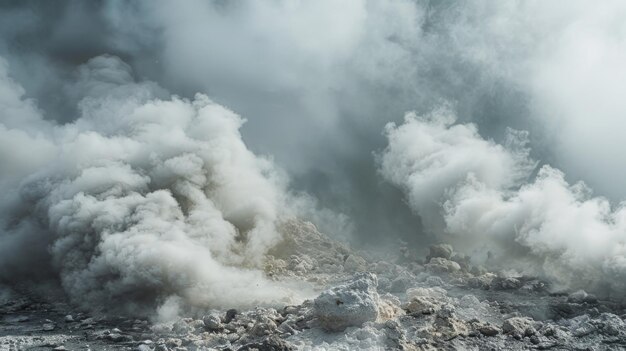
[380,111,626,297]
[0,55,322,317]
[2,0,626,310]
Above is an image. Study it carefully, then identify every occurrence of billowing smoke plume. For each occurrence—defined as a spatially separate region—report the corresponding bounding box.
[380,111,626,297]
[3,0,626,311]
[4,1,626,245]
[0,55,315,316]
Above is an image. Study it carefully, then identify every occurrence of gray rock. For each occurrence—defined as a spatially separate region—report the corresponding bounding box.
[427,244,454,260]
[203,313,222,331]
[425,257,461,274]
[502,317,536,337]
[567,290,598,304]
[491,277,522,290]
[404,296,439,315]
[104,333,133,342]
[467,274,494,289]
[224,309,238,324]
[479,324,501,336]
[313,273,380,331]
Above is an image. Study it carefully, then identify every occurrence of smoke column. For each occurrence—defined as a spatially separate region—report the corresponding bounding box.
[0,55,316,317]
[380,111,626,297]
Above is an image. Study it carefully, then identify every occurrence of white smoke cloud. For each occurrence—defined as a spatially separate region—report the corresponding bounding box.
[3,0,626,304]
[0,55,313,316]
[378,107,535,230]
[4,1,626,248]
[380,110,626,297]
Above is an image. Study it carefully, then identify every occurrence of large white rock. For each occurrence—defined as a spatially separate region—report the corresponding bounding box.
[313,273,380,332]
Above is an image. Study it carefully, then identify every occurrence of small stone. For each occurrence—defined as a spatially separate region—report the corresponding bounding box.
[530,335,540,344]
[404,297,439,315]
[479,325,501,336]
[202,314,221,331]
[425,257,461,274]
[53,346,66,351]
[502,317,535,337]
[64,315,74,322]
[491,277,522,290]
[224,309,238,324]
[42,323,55,331]
[136,345,152,351]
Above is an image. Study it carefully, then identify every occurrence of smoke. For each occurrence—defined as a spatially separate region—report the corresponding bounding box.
[0,55,318,316]
[2,0,626,309]
[380,111,626,296]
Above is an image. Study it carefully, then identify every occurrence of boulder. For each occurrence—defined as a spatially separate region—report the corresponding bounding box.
[567,290,598,304]
[202,313,221,331]
[313,273,380,331]
[427,244,454,261]
[502,317,536,337]
[491,277,522,290]
[425,257,461,274]
[479,324,501,336]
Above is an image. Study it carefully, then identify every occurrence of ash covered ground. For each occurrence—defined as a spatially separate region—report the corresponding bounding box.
[2,220,625,351]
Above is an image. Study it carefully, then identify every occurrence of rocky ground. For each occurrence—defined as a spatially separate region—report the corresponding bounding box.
[2,220,626,350]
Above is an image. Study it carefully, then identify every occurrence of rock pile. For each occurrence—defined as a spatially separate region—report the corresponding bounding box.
[1,226,625,350]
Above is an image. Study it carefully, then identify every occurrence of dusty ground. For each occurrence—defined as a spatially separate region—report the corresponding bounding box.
[2,221,626,350]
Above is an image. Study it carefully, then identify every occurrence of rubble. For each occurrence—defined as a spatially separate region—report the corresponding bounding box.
[0,230,625,350]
